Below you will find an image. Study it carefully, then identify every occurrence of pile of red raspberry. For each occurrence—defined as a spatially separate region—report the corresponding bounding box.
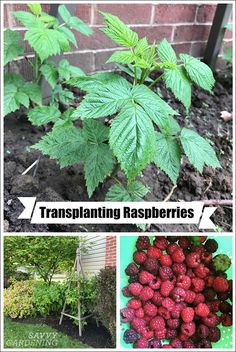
[121,236,232,349]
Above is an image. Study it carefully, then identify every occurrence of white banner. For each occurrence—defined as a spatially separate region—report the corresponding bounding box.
[18,197,217,229]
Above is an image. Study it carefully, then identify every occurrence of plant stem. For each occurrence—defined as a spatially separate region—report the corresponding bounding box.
[148,73,164,88]
[133,66,137,85]
[34,53,40,83]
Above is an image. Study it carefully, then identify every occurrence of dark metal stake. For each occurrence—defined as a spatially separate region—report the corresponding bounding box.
[203,4,232,70]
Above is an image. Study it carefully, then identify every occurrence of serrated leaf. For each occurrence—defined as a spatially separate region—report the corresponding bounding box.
[132,84,178,130]
[180,128,221,172]
[83,119,109,143]
[67,17,93,36]
[4,29,24,65]
[72,76,132,119]
[28,3,42,16]
[22,83,42,105]
[40,62,58,88]
[100,11,138,48]
[58,5,71,23]
[57,27,78,48]
[15,91,29,108]
[68,65,85,77]
[4,83,20,116]
[159,116,181,136]
[107,50,135,64]
[154,133,181,183]
[117,64,153,83]
[4,72,24,87]
[109,103,156,180]
[58,88,75,105]
[32,121,86,167]
[40,13,58,26]
[180,54,215,92]
[164,66,191,110]
[28,105,61,126]
[13,11,41,28]
[135,37,149,55]
[106,181,149,201]
[157,39,177,64]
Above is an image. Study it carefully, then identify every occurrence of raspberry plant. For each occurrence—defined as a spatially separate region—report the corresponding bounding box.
[4,3,92,116]
[6,10,221,200]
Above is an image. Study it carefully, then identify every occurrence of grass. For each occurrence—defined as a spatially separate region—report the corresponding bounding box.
[4,317,91,349]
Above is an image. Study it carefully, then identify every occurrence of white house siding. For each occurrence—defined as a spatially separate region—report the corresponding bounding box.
[81,235,106,276]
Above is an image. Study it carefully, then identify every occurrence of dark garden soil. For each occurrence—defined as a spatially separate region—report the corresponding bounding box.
[14,315,114,348]
[4,72,233,232]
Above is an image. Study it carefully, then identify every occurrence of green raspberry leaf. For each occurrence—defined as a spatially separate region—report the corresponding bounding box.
[40,62,58,88]
[28,105,61,126]
[180,54,215,92]
[154,133,181,184]
[4,83,20,116]
[157,39,177,64]
[106,181,149,201]
[180,128,221,172]
[107,50,135,64]
[4,29,24,65]
[27,4,42,16]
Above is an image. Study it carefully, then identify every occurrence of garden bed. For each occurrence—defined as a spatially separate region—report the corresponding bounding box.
[4,73,232,232]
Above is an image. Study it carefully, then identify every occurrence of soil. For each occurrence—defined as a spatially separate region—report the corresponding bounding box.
[14,315,114,348]
[4,71,233,232]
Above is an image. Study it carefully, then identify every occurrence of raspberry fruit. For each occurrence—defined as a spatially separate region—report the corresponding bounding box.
[148,339,162,348]
[208,327,221,342]
[172,287,186,302]
[167,318,180,329]
[213,276,229,292]
[219,301,232,313]
[171,248,185,263]
[203,287,216,301]
[160,280,174,297]
[149,277,161,290]
[195,303,210,318]
[202,313,219,327]
[127,298,142,310]
[197,324,209,338]
[182,341,195,348]
[150,316,166,330]
[160,254,172,266]
[181,307,194,322]
[152,291,164,306]
[139,286,154,301]
[159,266,173,281]
[204,238,218,253]
[135,307,144,318]
[176,275,191,289]
[221,313,232,326]
[143,303,157,317]
[136,236,150,250]
[142,257,159,275]
[185,252,200,268]
[128,282,143,296]
[167,243,179,255]
[213,254,231,272]
[147,246,162,259]
[140,327,154,339]
[139,270,154,285]
[194,263,209,278]
[154,328,167,340]
[134,337,149,348]
[181,321,196,337]
[153,236,168,250]
[130,317,146,333]
[172,263,186,275]
[166,329,177,339]
[125,262,139,276]
[122,286,132,297]
[192,277,205,292]
[120,308,135,322]
[123,329,138,344]
[162,297,175,311]
[178,237,190,249]
[171,338,182,348]
[184,290,196,303]
[133,251,147,265]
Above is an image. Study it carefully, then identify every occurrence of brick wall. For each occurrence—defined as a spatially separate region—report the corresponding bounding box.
[4,3,233,75]
[105,236,116,267]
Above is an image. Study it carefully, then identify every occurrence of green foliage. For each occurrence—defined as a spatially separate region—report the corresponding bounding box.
[106,181,149,201]
[94,267,116,342]
[33,281,64,316]
[4,280,36,319]
[28,105,61,126]
[180,128,221,172]
[4,29,24,65]
[58,5,92,35]
[157,38,177,64]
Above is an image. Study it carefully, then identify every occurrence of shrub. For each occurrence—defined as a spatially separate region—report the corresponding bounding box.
[4,280,36,319]
[95,267,116,342]
[33,281,65,316]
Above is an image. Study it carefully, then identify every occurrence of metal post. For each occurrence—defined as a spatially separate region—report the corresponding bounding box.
[76,248,82,337]
[203,4,232,70]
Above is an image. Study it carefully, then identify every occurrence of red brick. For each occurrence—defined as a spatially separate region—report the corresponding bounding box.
[10,58,34,81]
[172,43,191,56]
[174,25,211,42]
[224,29,233,39]
[131,25,173,43]
[196,5,216,23]
[62,52,94,73]
[75,4,91,24]
[95,4,152,25]
[190,42,207,58]
[154,4,196,24]
[6,4,51,27]
[74,27,118,50]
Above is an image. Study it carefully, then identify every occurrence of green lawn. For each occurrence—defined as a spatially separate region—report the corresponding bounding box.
[4,317,91,349]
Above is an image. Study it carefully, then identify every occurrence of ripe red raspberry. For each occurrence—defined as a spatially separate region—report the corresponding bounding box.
[160,280,174,297]
[125,262,139,276]
[150,316,166,330]
[148,339,162,348]
[133,251,147,265]
[152,291,163,306]
[142,257,159,275]
[135,307,144,318]
[201,251,212,265]
[154,328,167,340]
[149,277,161,290]
[185,252,200,268]
[166,329,177,339]
[210,300,220,312]
[134,337,149,348]
[176,275,191,289]
[128,282,143,296]
[162,297,175,311]
[147,246,162,259]
[205,275,215,287]
[172,263,186,275]
[178,332,189,342]
[130,317,146,333]
[167,318,180,329]
[196,339,212,348]
[202,313,219,327]
[127,298,142,310]
[140,327,154,340]
[143,315,151,324]
[221,313,232,326]
[171,248,185,263]
[172,287,186,302]
[208,327,221,342]
[193,293,205,305]
[197,324,209,338]
[160,254,172,266]
[195,303,210,317]
[180,321,196,336]
[182,341,195,348]
[192,277,205,292]
[136,236,150,250]
[203,287,216,301]
[159,266,173,281]
[143,303,157,317]
[167,243,179,255]
[178,237,190,249]
[154,236,168,250]
[139,286,154,301]
[171,302,187,319]
[120,308,135,322]
[194,264,209,278]
[139,270,154,284]
[181,307,195,323]
[122,286,132,297]
[184,290,196,303]
[171,338,183,348]
[213,276,229,292]
[157,306,171,320]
